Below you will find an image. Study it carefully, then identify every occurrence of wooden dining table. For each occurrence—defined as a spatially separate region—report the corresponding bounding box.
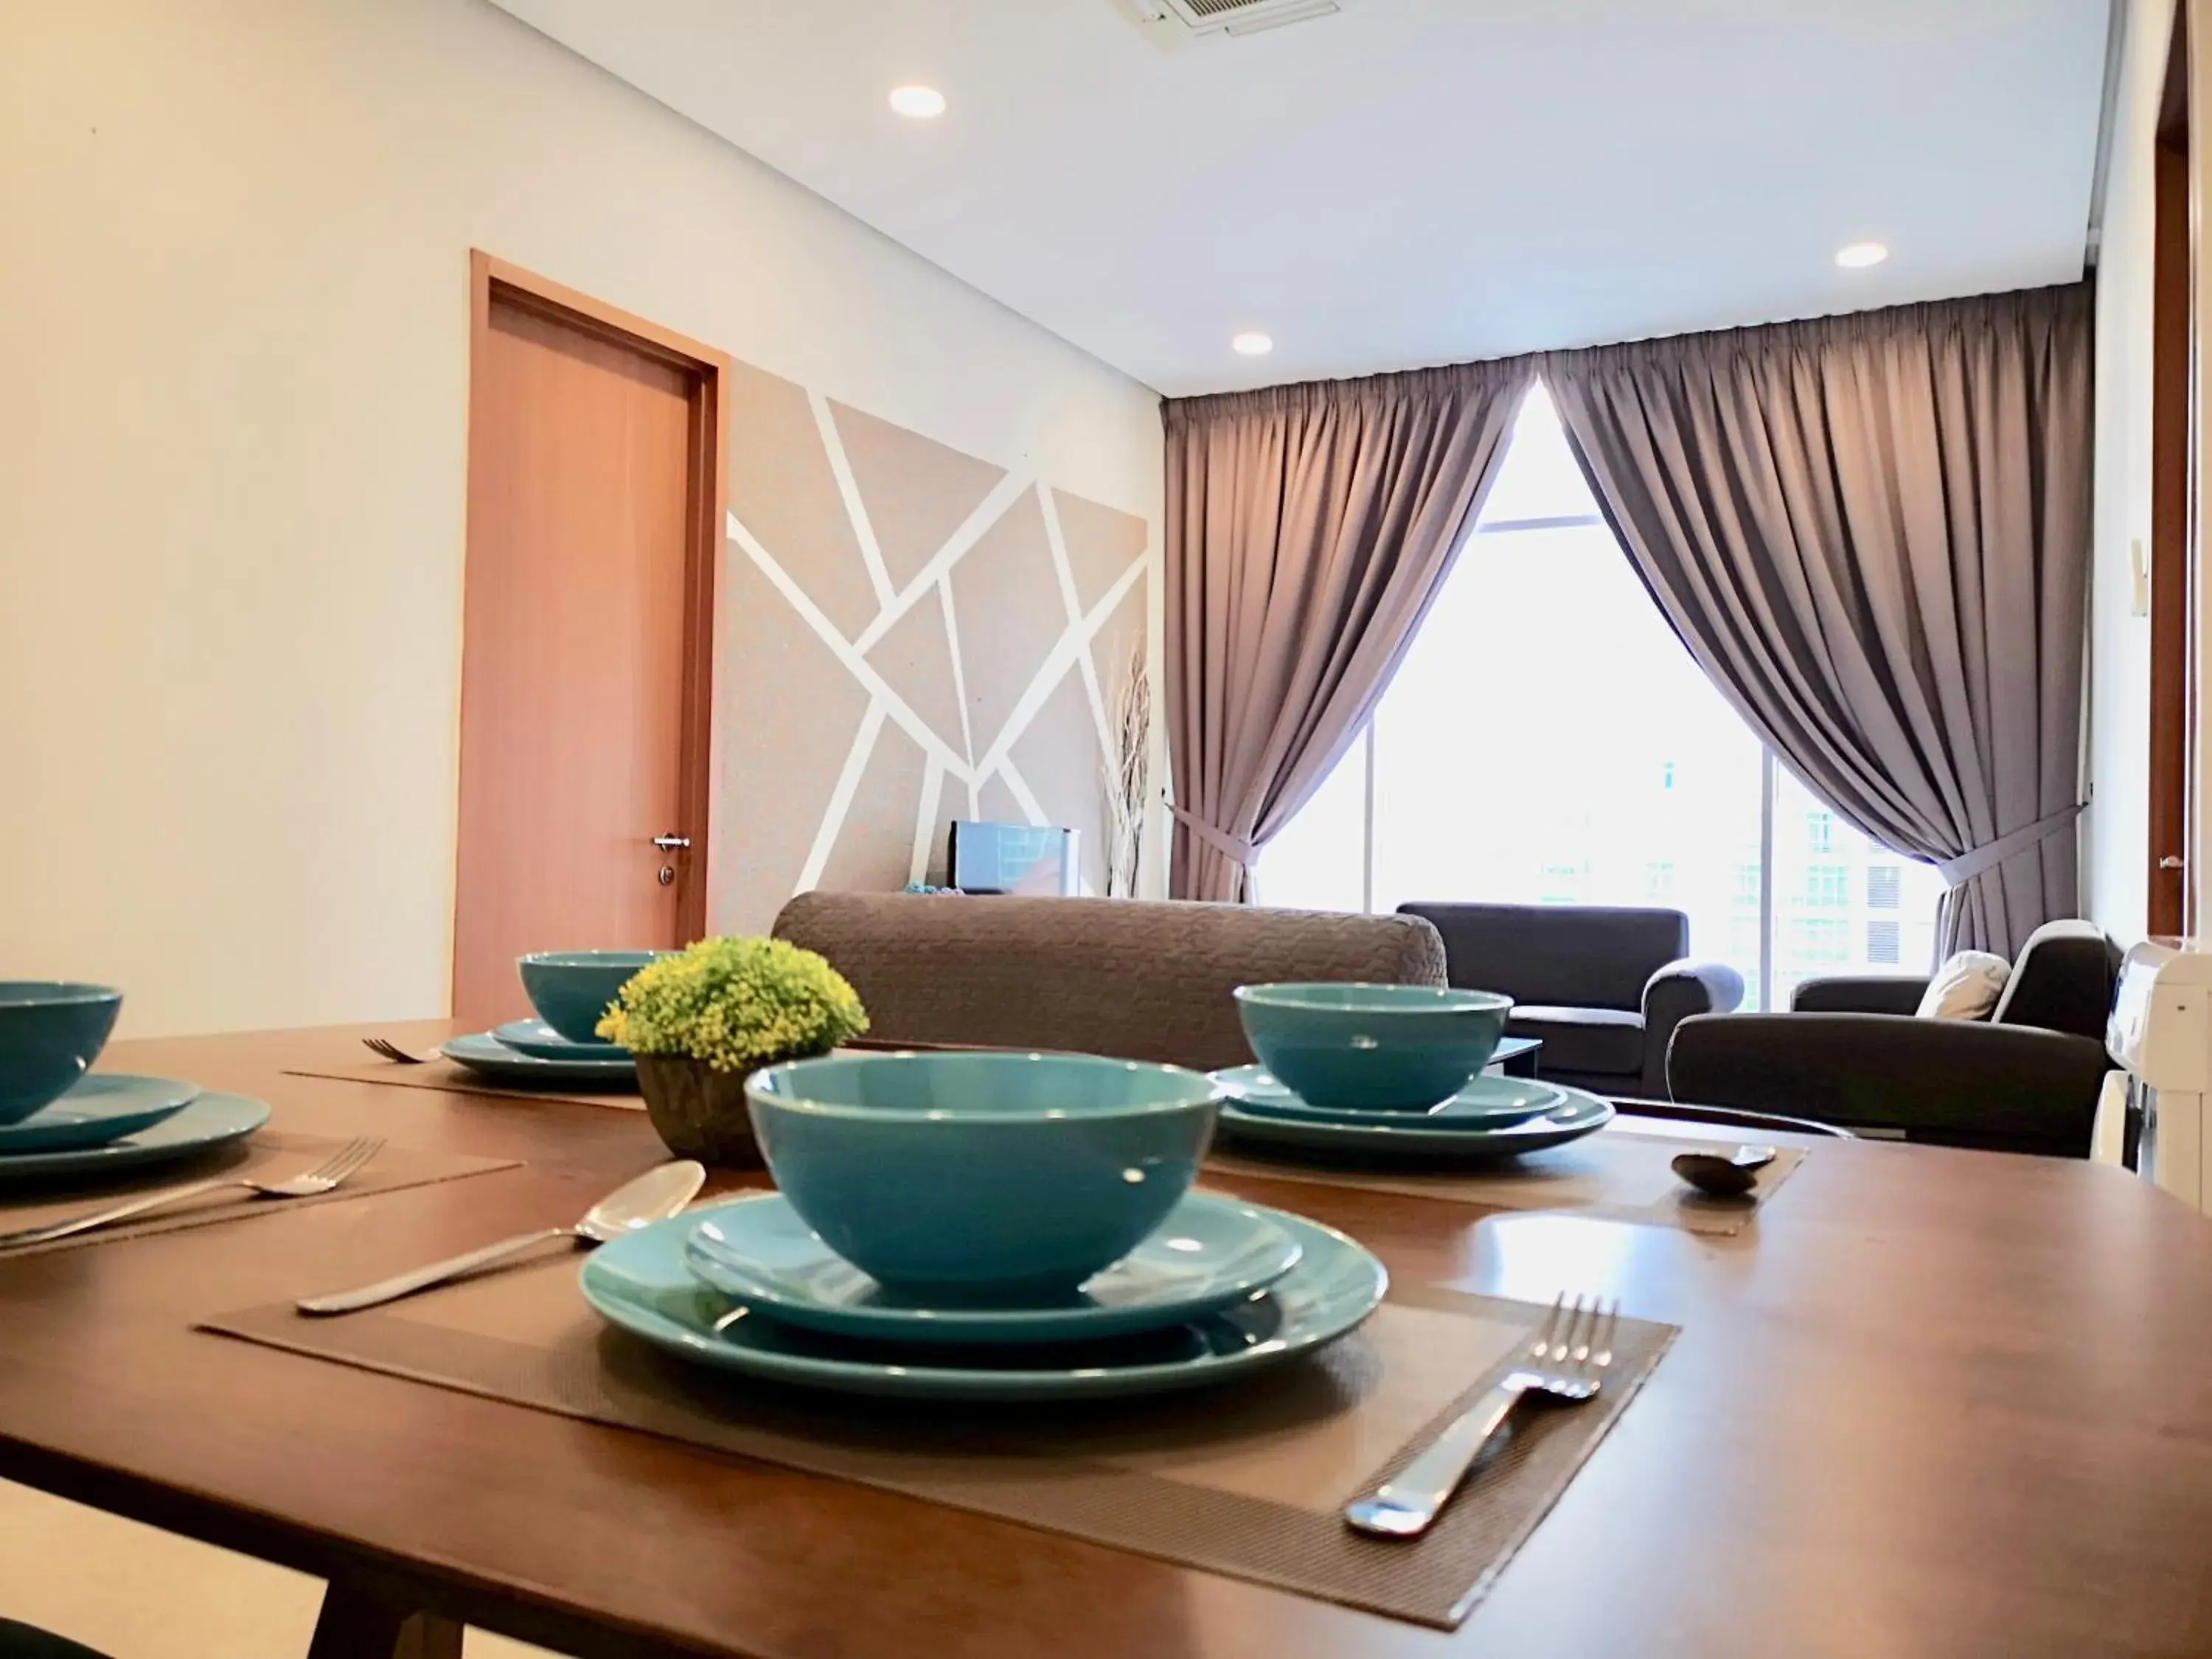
[4,1020,2211,1659]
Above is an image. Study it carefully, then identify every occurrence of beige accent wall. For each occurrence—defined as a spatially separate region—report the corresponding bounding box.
[0,0,1162,1037]
[716,363,1152,928]
[2086,0,2178,945]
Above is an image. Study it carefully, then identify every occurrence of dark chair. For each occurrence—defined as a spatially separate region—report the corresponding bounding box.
[1667,919,2121,1158]
[1396,902,1744,1098]
[0,1621,114,1659]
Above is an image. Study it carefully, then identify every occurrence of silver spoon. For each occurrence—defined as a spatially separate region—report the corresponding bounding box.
[1671,1144,1778,1198]
[297,1160,706,1315]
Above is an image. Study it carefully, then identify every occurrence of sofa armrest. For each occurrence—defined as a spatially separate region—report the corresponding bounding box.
[1666,1012,2108,1158]
[1638,959,1747,1096]
[1790,975,1931,1015]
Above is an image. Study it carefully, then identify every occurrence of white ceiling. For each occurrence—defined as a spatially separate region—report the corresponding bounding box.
[490,0,2112,397]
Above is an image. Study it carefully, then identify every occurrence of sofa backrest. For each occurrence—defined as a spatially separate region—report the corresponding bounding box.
[1992,919,2122,1040]
[1395,902,1688,1011]
[772,891,1449,1072]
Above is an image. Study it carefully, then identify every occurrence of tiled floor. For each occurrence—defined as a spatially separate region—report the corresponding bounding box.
[0,1481,554,1658]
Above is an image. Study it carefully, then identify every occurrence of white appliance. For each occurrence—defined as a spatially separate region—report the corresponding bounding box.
[2107,938,2212,1210]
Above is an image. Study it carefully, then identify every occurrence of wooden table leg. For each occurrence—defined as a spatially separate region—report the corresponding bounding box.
[306,1577,464,1659]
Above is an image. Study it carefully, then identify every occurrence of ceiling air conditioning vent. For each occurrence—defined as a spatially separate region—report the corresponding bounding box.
[1132,0,1341,38]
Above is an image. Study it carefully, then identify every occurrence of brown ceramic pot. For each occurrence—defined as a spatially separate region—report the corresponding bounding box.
[634,1053,773,1168]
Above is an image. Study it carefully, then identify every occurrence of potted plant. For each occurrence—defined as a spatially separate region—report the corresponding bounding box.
[597,936,869,1166]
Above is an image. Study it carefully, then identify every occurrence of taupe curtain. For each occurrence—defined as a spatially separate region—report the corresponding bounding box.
[1543,284,2093,958]
[1163,358,1536,901]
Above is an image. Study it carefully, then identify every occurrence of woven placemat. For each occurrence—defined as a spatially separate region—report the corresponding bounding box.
[1208,1127,1804,1236]
[291,1036,1102,1111]
[0,1131,521,1260]
[285,1057,644,1110]
[204,1264,1674,1627]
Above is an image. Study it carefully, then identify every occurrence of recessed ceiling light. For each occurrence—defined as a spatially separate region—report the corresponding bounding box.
[1231,331,1274,356]
[888,84,946,119]
[1835,241,1889,269]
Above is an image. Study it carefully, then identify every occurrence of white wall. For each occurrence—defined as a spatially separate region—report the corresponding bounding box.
[2085,0,2177,945]
[0,0,1162,1037]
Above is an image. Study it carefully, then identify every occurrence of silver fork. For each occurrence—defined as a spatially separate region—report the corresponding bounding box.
[0,1135,386,1248]
[1345,1293,1619,1538]
[362,1037,438,1065]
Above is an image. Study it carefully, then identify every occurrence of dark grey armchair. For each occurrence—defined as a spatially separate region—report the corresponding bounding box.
[1667,919,2121,1158]
[1396,902,1745,1097]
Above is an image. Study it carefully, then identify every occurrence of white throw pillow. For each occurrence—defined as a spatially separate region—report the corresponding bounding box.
[1916,951,2011,1020]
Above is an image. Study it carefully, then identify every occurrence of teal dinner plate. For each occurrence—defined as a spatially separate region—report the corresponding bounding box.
[442,1032,636,1085]
[683,1191,1303,1346]
[1211,1065,1564,1130]
[0,1074,201,1155]
[0,1091,270,1186]
[490,1018,629,1061]
[582,1200,1385,1401]
[1217,1088,1615,1160]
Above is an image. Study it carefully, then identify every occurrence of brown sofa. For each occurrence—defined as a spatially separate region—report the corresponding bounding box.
[771,891,1447,1072]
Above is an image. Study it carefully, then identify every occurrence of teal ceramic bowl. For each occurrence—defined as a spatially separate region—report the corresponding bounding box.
[1234,982,1514,1110]
[0,982,124,1124]
[747,1051,1221,1298]
[518,951,666,1043]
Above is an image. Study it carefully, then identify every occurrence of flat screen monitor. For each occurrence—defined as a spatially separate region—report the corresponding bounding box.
[947,820,1079,896]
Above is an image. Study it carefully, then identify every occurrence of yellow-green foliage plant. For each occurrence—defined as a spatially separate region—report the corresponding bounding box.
[598,937,867,1071]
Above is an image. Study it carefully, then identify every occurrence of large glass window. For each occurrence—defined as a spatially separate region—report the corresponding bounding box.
[1766,765,1942,1005]
[1253,386,1947,1008]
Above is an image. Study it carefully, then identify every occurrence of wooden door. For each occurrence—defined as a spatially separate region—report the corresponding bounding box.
[2151,4,2193,938]
[452,255,726,1028]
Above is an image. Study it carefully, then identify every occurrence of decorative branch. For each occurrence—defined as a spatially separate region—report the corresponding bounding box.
[1101,639,1152,898]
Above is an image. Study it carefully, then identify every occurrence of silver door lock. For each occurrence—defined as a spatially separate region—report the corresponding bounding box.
[658,866,675,886]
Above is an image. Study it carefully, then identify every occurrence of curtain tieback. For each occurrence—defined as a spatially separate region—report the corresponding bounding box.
[1168,804,1256,866]
[1935,804,2085,887]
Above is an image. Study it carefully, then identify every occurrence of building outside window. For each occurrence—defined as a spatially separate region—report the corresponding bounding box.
[1729,914,1763,965]
[1255,385,1947,1009]
[1766,768,1940,1006]
[1538,860,1585,903]
[1732,861,1761,906]
[1792,919,1851,964]
[1865,920,1902,964]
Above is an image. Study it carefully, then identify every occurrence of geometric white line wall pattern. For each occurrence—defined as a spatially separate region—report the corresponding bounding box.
[709,361,1152,933]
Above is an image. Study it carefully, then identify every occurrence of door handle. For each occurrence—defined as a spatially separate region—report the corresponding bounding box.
[2160,855,2185,871]
[652,834,692,852]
